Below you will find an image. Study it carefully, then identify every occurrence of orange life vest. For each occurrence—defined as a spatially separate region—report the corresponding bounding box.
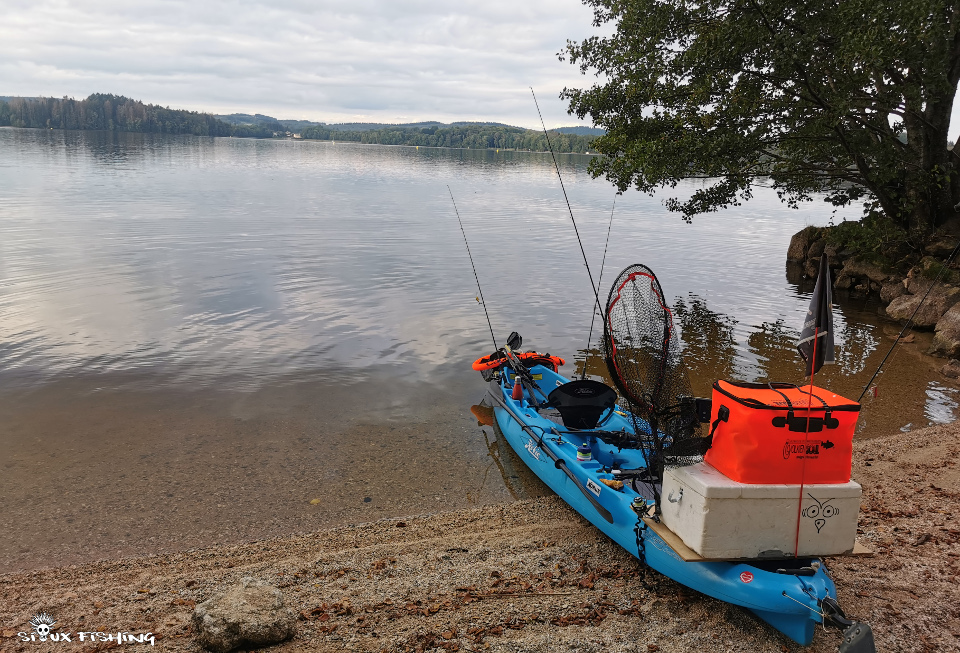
[472,351,565,372]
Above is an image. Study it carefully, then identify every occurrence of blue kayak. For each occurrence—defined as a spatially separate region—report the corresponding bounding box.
[484,360,839,647]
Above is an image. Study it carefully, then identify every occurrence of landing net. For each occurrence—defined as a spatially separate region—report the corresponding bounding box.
[603,264,711,481]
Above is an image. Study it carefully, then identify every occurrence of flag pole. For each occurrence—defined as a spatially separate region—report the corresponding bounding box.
[794,327,818,558]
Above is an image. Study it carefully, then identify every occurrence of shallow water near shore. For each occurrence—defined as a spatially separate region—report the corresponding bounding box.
[0,127,956,573]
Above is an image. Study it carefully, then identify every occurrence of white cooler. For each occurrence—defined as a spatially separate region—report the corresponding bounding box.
[659,462,861,559]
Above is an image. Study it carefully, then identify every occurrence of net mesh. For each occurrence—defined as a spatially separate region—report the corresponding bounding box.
[603,264,710,471]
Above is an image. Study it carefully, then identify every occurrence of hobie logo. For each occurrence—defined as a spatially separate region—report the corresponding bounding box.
[16,613,155,645]
[524,438,542,461]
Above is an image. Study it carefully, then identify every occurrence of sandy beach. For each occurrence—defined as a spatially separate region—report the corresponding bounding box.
[2,419,959,653]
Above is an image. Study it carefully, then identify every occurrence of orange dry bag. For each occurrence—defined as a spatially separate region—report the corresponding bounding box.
[703,380,860,485]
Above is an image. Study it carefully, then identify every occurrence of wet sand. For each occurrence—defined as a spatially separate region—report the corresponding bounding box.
[1,420,958,652]
[0,371,538,574]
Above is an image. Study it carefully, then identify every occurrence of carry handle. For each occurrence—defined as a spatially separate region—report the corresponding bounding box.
[768,383,839,431]
[704,404,730,449]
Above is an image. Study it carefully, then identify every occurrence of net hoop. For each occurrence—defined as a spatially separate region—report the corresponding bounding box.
[603,264,674,414]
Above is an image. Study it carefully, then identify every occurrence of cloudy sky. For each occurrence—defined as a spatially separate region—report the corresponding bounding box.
[0,0,605,128]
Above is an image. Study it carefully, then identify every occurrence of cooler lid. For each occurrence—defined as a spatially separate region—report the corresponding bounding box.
[666,462,862,499]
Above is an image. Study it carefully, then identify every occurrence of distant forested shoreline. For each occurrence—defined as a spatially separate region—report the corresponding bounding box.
[0,94,282,138]
[0,94,597,153]
[298,123,595,153]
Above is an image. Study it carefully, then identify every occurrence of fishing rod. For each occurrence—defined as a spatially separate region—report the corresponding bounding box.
[581,198,616,380]
[449,185,498,352]
[857,238,960,403]
[530,88,605,323]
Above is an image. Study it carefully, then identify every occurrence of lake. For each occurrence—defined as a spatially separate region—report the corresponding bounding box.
[0,127,954,572]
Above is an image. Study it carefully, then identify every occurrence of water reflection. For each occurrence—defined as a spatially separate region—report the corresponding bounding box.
[569,290,956,437]
[470,400,549,501]
[673,295,739,385]
[925,382,959,424]
[1,126,957,436]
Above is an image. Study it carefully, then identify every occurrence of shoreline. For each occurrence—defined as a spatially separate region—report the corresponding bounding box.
[2,422,958,652]
[0,126,598,156]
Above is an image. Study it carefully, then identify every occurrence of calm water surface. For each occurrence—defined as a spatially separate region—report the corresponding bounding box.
[0,128,954,570]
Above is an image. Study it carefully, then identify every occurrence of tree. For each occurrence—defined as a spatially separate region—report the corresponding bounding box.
[563,0,960,242]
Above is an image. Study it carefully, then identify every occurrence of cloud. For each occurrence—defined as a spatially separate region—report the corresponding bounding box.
[0,0,602,127]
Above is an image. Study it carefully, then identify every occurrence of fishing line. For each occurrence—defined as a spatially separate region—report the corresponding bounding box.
[582,198,616,380]
[530,88,605,321]
[857,239,960,403]
[449,185,498,351]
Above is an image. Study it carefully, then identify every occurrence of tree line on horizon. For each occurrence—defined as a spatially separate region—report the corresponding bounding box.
[0,94,596,153]
[298,123,597,153]
[0,94,281,137]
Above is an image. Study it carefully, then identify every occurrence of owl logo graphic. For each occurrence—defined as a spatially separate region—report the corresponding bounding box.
[29,613,57,641]
[802,494,839,533]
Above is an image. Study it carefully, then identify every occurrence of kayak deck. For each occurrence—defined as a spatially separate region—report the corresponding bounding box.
[488,363,838,646]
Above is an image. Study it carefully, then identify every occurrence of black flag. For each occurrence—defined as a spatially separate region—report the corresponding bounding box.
[797,254,835,377]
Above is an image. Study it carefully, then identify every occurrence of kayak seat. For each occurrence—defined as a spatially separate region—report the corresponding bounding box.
[546,380,618,429]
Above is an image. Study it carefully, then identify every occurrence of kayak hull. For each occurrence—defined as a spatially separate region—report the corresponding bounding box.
[487,367,836,646]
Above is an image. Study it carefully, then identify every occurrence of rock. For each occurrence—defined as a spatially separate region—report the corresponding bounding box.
[940,359,960,378]
[915,256,960,285]
[193,577,296,653]
[905,275,934,295]
[926,236,960,258]
[881,240,912,262]
[885,286,960,328]
[931,304,960,358]
[888,333,915,343]
[842,257,893,284]
[824,243,841,262]
[804,259,819,279]
[787,226,821,262]
[880,281,907,304]
[834,271,854,290]
[940,216,960,233]
[808,238,826,260]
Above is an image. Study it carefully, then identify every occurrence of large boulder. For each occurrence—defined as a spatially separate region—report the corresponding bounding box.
[941,359,960,377]
[931,304,960,358]
[912,256,960,285]
[880,281,907,304]
[926,235,960,258]
[787,226,822,262]
[807,238,826,261]
[905,275,934,295]
[885,286,960,328]
[841,257,893,284]
[834,271,854,289]
[824,242,841,262]
[193,578,297,653]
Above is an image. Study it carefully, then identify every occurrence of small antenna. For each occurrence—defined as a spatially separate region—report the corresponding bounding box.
[449,186,498,351]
